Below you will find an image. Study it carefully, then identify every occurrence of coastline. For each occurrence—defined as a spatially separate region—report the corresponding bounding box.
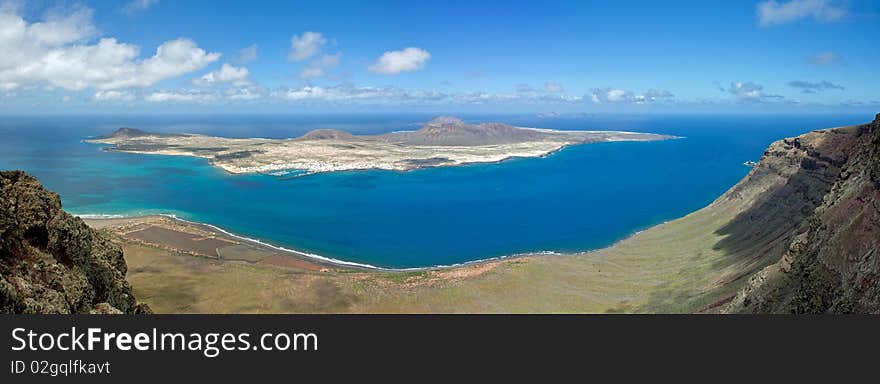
[83,196,745,313]
[80,213,566,272]
[87,121,679,176]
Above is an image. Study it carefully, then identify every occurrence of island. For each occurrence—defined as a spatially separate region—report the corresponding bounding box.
[86,116,676,175]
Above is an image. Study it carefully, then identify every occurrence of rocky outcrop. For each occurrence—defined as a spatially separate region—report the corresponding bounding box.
[723,114,880,313]
[0,171,150,314]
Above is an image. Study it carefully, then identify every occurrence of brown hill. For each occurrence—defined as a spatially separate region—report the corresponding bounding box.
[297,129,358,141]
[384,116,545,145]
[102,127,149,138]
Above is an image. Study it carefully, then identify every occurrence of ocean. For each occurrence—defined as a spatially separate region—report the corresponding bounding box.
[0,113,869,268]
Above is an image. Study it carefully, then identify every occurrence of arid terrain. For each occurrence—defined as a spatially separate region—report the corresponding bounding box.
[79,114,878,314]
[86,116,675,175]
[5,114,878,314]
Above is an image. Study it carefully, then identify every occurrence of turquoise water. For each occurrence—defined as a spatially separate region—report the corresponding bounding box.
[0,113,870,268]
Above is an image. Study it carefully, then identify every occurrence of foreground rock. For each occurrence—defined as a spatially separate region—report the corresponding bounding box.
[87,116,675,175]
[0,171,150,314]
[723,114,880,313]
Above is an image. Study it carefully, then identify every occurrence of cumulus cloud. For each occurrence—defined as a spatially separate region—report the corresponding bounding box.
[369,47,431,75]
[757,0,847,26]
[275,85,399,101]
[805,51,844,66]
[589,88,674,104]
[146,90,217,103]
[225,87,263,100]
[194,63,251,86]
[543,82,564,93]
[288,32,326,61]
[139,86,266,102]
[301,52,341,79]
[788,80,844,93]
[93,90,134,101]
[0,8,219,91]
[271,84,582,105]
[287,32,339,78]
[238,44,257,63]
[123,0,158,14]
[724,81,784,102]
[516,82,566,93]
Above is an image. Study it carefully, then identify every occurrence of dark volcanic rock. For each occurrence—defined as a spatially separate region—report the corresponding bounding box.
[724,113,880,313]
[0,171,151,314]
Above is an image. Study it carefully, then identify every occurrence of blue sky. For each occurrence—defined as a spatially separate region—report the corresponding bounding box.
[0,0,878,113]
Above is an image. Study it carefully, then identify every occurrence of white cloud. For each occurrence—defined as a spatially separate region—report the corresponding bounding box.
[225,87,263,100]
[25,7,98,45]
[724,81,784,102]
[123,0,159,14]
[544,82,564,93]
[589,88,674,104]
[369,47,431,75]
[288,32,326,61]
[194,63,251,86]
[83,81,592,106]
[144,86,266,102]
[300,52,341,79]
[271,84,582,105]
[0,8,219,91]
[238,44,257,63]
[757,0,847,26]
[146,90,217,103]
[93,90,135,101]
[275,85,393,101]
[727,82,763,98]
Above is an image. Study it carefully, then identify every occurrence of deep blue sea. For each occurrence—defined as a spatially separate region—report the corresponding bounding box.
[0,113,870,268]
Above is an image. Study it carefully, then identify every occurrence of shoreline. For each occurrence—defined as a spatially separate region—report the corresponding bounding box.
[87,121,679,177]
[79,212,568,272]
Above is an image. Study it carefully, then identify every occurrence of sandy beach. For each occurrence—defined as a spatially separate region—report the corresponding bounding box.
[84,215,344,271]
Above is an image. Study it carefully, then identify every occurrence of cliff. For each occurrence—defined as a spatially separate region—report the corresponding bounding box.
[0,171,150,314]
[722,114,880,313]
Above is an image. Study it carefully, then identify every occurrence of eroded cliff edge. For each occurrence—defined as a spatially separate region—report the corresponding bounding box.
[721,114,880,313]
[0,171,150,314]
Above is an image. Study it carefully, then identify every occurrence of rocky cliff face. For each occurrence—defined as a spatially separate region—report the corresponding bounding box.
[723,114,880,313]
[0,171,150,314]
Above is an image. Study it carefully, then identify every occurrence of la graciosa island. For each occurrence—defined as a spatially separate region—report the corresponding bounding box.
[87,116,676,176]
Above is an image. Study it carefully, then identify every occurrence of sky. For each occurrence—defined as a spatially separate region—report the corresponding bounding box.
[0,0,878,114]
